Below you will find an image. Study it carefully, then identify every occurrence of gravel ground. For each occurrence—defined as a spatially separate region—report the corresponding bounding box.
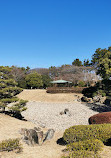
[22,101,98,131]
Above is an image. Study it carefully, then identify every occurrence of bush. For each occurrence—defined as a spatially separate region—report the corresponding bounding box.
[0,138,22,152]
[67,139,104,153]
[82,86,97,98]
[97,90,106,97]
[62,150,100,158]
[89,112,111,124]
[63,124,111,144]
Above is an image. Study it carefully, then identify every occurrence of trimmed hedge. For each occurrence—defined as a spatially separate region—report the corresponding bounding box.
[89,112,111,124]
[67,139,104,153]
[62,150,100,158]
[63,124,111,144]
[0,138,22,152]
[47,87,86,93]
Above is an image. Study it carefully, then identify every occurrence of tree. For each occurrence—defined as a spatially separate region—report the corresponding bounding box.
[91,47,111,80]
[42,75,52,88]
[83,59,90,67]
[11,66,29,88]
[25,72,43,88]
[49,66,59,79]
[72,59,82,66]
[0,66,27,118]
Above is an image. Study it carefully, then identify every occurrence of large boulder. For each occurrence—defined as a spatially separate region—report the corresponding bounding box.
[89,112,111,124]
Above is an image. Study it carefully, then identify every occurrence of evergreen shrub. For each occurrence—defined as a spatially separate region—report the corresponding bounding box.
[0,138,22,152]
[61,150,100,158]
[67,139,104,153]
[63,124,111,144]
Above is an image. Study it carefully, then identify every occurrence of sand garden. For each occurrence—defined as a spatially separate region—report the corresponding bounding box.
[0,89,111,158]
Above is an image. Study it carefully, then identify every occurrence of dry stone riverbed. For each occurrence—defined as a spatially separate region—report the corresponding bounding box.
[22,101,98,131]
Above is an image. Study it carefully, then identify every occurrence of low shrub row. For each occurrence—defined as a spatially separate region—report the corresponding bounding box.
[47,87,86,93]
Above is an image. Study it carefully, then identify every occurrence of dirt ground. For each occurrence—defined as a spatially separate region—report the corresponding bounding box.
[17,89,82,103]
[0,114,65,158]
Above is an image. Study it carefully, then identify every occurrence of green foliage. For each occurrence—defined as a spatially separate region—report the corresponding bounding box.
[82,86,97,98]
[0,138,22,152]
[97,90,106,97]
[17,79,27,89]
[25,72,43,88]
[83,59,91,67]
[63,124,111,144]
[9,99,28,113]
[67,139,104,153]
[72,59,82,66]
[62,126,105,158]
[0,87,22,99]
[91,47,111,80]
[77,81,86,87]
[62,150,100,158]
[0,66,27,116]
[0,97,19,103]
[42,75,52,88]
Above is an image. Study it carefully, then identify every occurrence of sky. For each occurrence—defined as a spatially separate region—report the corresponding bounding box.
[0,0,111,68]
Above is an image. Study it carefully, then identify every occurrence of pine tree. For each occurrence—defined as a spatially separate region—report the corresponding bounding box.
[0,66,27,118]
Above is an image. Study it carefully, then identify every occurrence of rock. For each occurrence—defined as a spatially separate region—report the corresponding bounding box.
[44,129,55,141]
[93,95,106,104]
[34,127,41,131]
[89,112,111,124]
[20,128,38,145]
[64,108,71,116]
[64,108,69,114]
[20,127,55,145]
[60,111,64,115]
[36,131,44,145]
[87,98,93,103]
[19,128,27,135]
[77,96,81,102]
[93,95,102,103]
[60,108,71,116]
[81,96,89,102]
[99,96,106,104]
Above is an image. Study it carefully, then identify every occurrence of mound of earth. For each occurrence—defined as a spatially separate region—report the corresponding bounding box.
[17,89,82,103]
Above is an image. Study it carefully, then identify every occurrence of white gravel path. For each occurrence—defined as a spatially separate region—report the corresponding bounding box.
[22,101,98,131]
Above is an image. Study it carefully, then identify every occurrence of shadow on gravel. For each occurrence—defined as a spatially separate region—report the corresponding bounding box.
[56,137,67,146]
[0,111,27,121]
[85,103,111,113]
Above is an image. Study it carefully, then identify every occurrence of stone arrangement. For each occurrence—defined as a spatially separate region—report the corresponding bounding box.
[19,127,55,146]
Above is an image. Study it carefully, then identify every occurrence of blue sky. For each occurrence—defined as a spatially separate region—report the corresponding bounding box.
[0,0,111,68]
